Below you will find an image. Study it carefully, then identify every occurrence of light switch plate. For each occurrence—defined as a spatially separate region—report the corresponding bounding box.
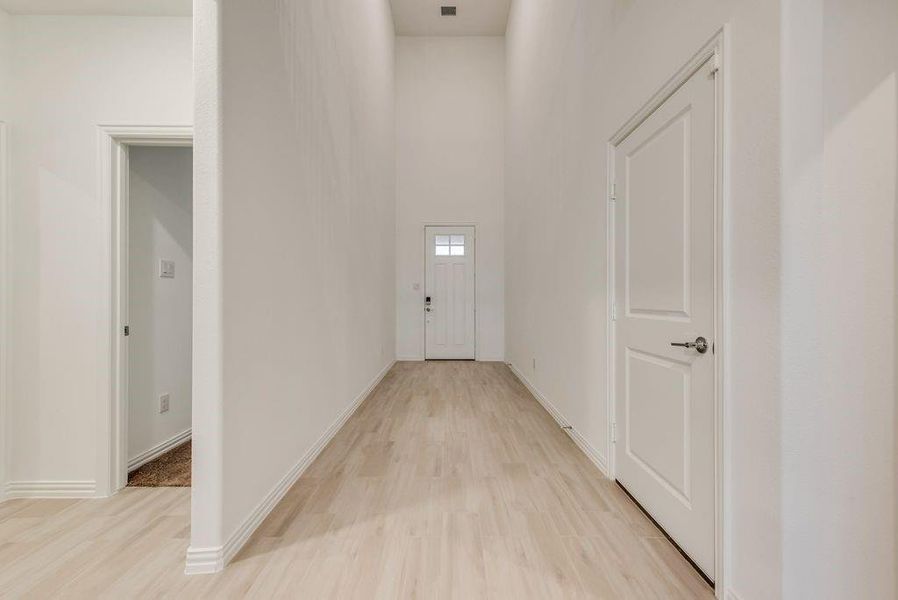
[159,394,170,414]
[160,260,175,279]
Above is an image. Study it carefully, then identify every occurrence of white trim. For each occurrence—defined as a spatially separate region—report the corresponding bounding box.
[606,30,728,596]
[508,362,609,477]
[185,360,396,575]
[397,355,504,363]
[476,355,506,363]
[128,428,192,472]
[182,547,221,576]
[5,481,97,499]
[98,125,194,148]
[0,123,8,501]
[718,26,733,600]
[97,125,194,498]
[723,589,743,600]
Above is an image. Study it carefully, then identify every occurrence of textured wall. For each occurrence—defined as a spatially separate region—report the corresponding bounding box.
[395,36,505,361]
[0,7,10,494]
[206,0,396,550]
[6,16,192,488]
[505,1,782,597]
[781,0,898,596]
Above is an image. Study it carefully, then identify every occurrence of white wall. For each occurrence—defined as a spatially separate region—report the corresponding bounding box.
[6,16,192,488]
[0,7,11,496]
[192,0,396,560]
[396,36,505,361]
[0,9,10,118]
[781,0,898,596]
[505,1,782,598]
[191,0,223,553]
[127,146,193,463]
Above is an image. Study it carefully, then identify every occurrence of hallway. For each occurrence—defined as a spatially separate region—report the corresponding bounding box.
[0,362,711,598]
[1,1,896,595]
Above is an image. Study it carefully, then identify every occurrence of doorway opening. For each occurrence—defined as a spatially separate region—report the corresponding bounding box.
[125,145,193,487]
[99,126,193,495]
[424,225,476,360]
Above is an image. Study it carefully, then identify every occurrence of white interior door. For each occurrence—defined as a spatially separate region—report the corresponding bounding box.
[425,226,475,360]
[614,57,717,579]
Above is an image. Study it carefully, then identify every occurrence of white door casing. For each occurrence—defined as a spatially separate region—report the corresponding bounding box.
[99,125,193,496]
[425,226,475,360]
[613,57,717,579]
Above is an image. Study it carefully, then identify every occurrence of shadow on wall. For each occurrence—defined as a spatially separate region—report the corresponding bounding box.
[782,0,898,594]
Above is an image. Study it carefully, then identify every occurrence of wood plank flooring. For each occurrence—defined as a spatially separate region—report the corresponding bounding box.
[0,361,713,598]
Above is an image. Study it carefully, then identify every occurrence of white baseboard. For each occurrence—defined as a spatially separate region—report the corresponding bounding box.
[4,480,97,499]
[723,589,742,600]
[128,428,192,472]
[185,360,396,575]
[508,362,609,477]
[396,356,506,363]
[183,547,221,576]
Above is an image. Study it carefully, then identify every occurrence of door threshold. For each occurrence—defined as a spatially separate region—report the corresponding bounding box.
[424,358,476,362]
[615,480,715,589]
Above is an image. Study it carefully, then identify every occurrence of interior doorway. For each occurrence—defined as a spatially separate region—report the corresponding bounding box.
[424,225,476,360]
[124,146,193,487]
[608,39,724,586]
[99,126,193,495]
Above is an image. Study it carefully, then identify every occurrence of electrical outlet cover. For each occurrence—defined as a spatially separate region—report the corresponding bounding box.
[160,260,175,279]
[160,393,170,414]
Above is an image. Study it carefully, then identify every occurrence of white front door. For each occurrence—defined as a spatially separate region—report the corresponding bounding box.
[614,57,717,579]
[425,226,475,360]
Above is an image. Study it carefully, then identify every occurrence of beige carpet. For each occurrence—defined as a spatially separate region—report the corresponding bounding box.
[127,441,191,487]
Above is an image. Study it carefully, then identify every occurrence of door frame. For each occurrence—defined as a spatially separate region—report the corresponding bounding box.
[605,30,728,595]
[98,125,193,496]
[422,223,477,361]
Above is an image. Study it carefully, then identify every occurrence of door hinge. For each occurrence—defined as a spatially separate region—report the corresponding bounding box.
[123,325,130,337]
[609,183,617,203]
[611,303,617,321]
[611,421,617,443]
[710,52,720,77]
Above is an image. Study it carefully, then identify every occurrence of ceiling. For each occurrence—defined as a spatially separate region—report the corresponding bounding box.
[390,0,511,36]
[0,0,191,16]
[0,0,511,34]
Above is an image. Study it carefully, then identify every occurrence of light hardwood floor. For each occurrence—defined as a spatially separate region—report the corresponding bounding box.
[0,361,713,599]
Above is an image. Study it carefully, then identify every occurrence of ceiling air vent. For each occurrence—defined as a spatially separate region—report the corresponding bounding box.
[441,6,457,16]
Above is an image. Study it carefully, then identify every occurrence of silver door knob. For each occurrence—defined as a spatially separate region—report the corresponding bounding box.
[671,336,709,354]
